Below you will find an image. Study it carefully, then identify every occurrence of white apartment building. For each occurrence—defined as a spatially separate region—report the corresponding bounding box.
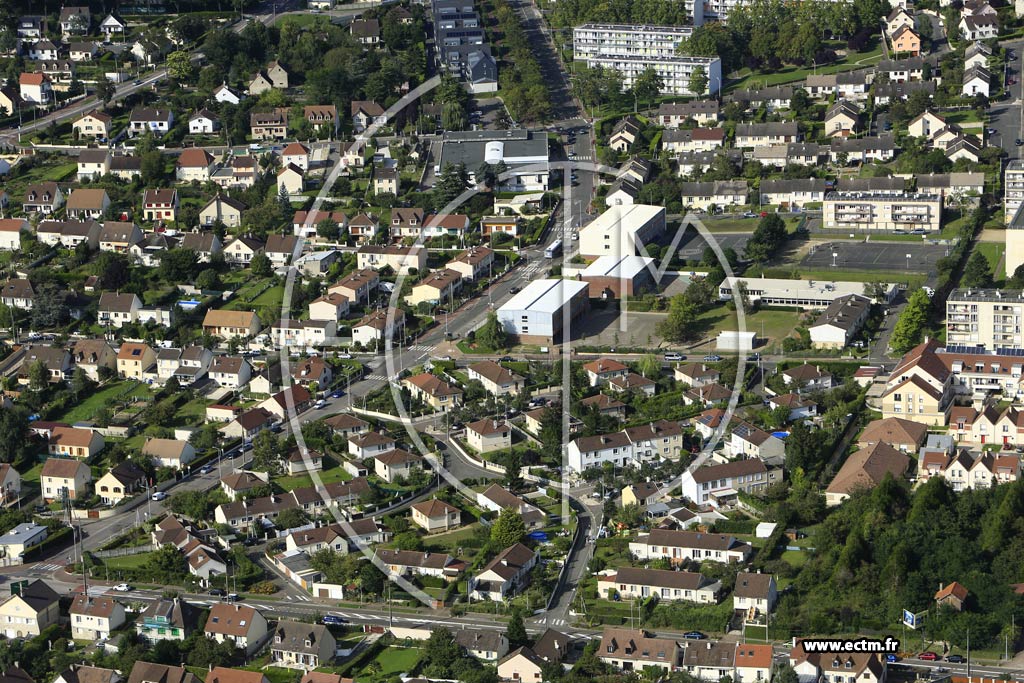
[946,288,1024,349]
[1007,161,1024,277]
[822,191,942,232]
[573,23,722,95]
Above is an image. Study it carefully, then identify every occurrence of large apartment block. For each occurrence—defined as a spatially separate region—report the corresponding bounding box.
[946,288,1024,350]
[1005,160,1024,224]
[572,23,722,96]
[822,191,942,232]
[1007,161,1024,277]
[432,0,498,92]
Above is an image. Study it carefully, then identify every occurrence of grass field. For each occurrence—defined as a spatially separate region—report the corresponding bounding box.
[273,455,353,490]
[974,242,1006,284]
[695,307,805,344]
[355,646,421,681]
[726,43,884,92]
[54,381,150,423]
[781,549,809,568]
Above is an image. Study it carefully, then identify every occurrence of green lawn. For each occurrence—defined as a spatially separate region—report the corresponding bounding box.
[781,549,809,568]
[273,455,353,491]
[54,381,149,423]
[974,242,1006,283]
[694,306,805,344]
[422,524,485,558]
[726,43,884,92]
[101,551,158,570]
[43,162,78,181]
[355,646,422,681]
[22,462,43,484]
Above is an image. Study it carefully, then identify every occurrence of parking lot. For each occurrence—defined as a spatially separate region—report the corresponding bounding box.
[800,241,950,272]
[673,230,752,263]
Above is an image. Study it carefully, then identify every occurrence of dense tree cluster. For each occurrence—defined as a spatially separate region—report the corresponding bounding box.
[550,0,690,29]
[775,477,1024,648]
[679,0,891,72]
[492,0,552,121]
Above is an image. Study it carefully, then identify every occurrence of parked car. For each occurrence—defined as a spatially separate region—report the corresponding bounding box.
[314,399,327,409]
[703,354,722,362]
[322,615,348,625]
[918,652,939,661]
[946,655,965,664]
[112,584,132,592]
[151,491,168,501]
[885,654,900,663]
[509,286,521,294]
[331,390,345,399]
[664,352,684,361]
[499,356,514,362]
[199,465,213,474]
[683,631,706,640]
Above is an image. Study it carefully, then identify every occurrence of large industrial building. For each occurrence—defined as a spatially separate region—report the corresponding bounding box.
[572,23,722,95]
[822,191,942,232]
[496,279,590,345]
[578,204,666,259]
[435,129,550,192]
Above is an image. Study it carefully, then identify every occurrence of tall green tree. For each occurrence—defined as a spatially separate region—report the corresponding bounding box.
[961,251,993,288]
[889,288,932,354]
[688,65,708,97]
[490,507,526,547]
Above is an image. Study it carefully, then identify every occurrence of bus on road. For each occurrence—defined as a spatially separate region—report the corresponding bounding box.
[544,239,563,259]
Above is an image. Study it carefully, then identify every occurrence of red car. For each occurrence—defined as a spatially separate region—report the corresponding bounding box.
[918,652,939,661]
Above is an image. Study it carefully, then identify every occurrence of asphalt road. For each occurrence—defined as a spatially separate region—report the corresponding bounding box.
[989,39,1024,155]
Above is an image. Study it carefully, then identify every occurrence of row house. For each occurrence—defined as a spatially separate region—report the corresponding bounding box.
[629,528,753,564]
[918,449,1020,490]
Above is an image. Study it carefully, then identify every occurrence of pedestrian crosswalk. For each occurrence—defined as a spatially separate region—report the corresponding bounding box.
[366,373,388,381]
[285,594,312,602]
[32,562,62,573]
[409,345,433,352]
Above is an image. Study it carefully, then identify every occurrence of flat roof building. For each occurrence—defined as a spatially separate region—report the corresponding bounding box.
[580,255,655,298]
[719,276,896,310]
[822,191,942,232]
[497,279,589,345]
[947,288,1024,349]
[436,129,549,192]
[573,23,722,95]
[578,204,666,259]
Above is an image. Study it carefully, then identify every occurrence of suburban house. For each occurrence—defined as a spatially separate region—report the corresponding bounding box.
[465,419,512,454]
[70,594,126,640]
[128,108,174,136]
[597,567,721,603]
[95,461,147,505]
[41,458,92,502]
[373,449,423,484]
[49,426,104,459]
[411,499,462,532]
[598,628,680,673]
[270,621,336,670]
[402,373,463,411]
[142,438,197,470]
[469,543,538,601]
[825,442,912,506]
[467,361,525,396]
[733,571,778,617]
[0,580,61,638]
[204,603,269,655]
[629,528,753,564]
